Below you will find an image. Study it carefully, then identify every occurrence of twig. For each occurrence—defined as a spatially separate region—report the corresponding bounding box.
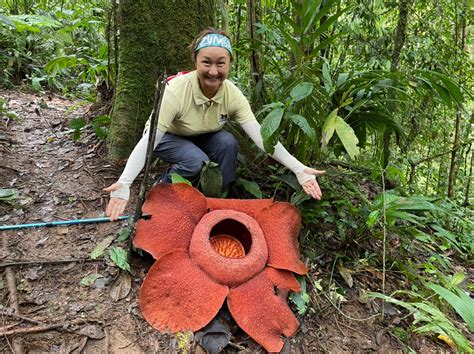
[4,269,19,313]
[337,320,372,339]
[1,308,43,325]
[227,341,246,350]
[333,313,345,337]
[0,258,101,269]
[0,164,20,173]
[323,293,379,322]
[4,265,25,352]
[0,318,86,336]
[380,165,387,320]
[0,322,21,331]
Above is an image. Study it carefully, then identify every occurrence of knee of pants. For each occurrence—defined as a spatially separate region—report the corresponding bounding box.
[178,159,206,178]
[214,131,239,155]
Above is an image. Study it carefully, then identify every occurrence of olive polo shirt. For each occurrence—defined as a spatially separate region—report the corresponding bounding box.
[145,70,256,136]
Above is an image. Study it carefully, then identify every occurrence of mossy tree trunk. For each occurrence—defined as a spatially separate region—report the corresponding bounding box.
[107,0,216,163]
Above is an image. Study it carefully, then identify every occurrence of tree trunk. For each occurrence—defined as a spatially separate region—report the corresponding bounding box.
[463,145,472,206]
[447,110,462,198]
[447,0,467,199]
[247,0,263,107]
[220,0,229,33]
[381,0,410,168]
[107,0,215,163]
[234,3,243,75]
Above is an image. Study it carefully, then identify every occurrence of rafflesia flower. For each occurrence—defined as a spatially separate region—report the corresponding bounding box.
[134,183,308,352]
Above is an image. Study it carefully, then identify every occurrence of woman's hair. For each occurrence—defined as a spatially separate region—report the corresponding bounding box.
[190,28,233,63]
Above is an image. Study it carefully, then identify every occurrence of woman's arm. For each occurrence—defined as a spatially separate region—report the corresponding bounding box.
[240,120,325,199]
[104,129,165,219]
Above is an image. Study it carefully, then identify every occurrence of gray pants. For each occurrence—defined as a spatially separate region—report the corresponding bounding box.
[154,130,239,188]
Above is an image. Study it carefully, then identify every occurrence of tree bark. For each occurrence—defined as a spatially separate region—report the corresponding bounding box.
[447,0,467,199]
[247,0,264,107]
[463,145,472,206]
[381,0,410,168]
[107,0,215,162]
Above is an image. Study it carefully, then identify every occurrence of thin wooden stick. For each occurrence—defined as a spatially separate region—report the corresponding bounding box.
[0,319,85,337]
[5,269,25,352]
[2,308,43,325]
[0,258,101,269]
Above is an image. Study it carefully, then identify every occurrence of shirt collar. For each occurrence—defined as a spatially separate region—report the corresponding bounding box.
[191,70,225,105]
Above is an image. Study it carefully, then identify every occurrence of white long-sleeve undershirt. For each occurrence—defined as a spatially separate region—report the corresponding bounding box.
[110,128,165,200]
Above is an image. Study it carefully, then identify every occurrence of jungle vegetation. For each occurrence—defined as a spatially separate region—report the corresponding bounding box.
[1,0,472,351]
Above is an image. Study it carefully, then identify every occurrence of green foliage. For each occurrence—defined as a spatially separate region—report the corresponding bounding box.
[69,114,110,141]
[0,188,19,202]
[0,98,19,120]
[0,1,111,95]
[109,246,131,272]
[199,161,222,198]
[367,191,473,260]
[428,282,474,332]
[237,178,263,199]
[170,173,192,186]
[289,276,311,315]
[90,235,115,260]
[368,291,473,353]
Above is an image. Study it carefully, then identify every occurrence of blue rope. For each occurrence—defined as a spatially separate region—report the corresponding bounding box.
[1,215,132,231]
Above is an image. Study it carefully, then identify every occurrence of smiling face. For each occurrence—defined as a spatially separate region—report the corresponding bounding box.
[195,46,231,99]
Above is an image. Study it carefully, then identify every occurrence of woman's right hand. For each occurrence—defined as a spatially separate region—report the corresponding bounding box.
[103,182,128,221]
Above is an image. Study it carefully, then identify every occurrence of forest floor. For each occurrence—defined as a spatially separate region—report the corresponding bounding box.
[0,89,453,353]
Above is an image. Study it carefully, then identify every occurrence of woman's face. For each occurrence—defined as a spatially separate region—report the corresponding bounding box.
[195,46,231,98]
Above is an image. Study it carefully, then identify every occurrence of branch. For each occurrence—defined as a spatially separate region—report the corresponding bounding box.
[411,139,473,166]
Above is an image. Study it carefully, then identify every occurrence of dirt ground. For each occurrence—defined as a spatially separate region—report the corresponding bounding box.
[0,89,451,353]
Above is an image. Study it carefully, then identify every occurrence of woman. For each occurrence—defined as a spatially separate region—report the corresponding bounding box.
[104,28,324,220]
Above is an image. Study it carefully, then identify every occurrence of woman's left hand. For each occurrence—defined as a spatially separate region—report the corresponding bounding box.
[300,168,325,200]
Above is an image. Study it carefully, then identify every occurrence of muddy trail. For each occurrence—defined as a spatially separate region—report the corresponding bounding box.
[0,89,447,353]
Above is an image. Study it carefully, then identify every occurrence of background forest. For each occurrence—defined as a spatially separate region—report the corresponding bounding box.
[1,0,473,352]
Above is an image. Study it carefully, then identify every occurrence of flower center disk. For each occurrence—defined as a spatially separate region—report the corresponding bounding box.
[210,234,245,258]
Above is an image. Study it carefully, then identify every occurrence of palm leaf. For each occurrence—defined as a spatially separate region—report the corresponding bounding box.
[428,283,474,332]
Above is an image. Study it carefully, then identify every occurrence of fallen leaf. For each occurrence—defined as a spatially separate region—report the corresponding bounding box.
[90,235,115,259]
[80,273,103,287]
[437,334,456,350]
[336,262,354,288]
[381,301,401,316]
[56,226,69,235]
[108,328,144,353]
[25,268,40,280]
[62,262,77,272]
[109,272,132,301]
[64,336,88,354]
[92,277,110,289]
[77,324,105,339]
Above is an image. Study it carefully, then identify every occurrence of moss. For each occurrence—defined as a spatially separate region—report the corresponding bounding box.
[107,0,216,162]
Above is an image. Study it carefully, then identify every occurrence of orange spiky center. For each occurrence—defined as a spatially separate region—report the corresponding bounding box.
[210,234,245,258]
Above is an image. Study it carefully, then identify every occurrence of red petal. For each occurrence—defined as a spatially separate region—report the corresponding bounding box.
[256,202,308,274]
[227,270,300,352]
[140,250,229,332]
[207,198,273,218]
[133,184,207,258]
[266,267,301,293]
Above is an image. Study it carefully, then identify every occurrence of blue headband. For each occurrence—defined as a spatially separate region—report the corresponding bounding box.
[195,34,233,55]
